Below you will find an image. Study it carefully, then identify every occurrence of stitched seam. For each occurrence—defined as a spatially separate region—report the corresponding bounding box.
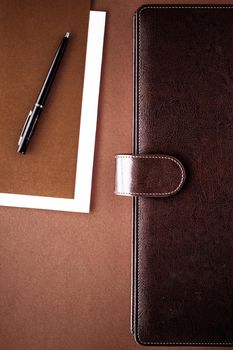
[116,155,184,195]
[136,4,233,346]
[140,6,233,9]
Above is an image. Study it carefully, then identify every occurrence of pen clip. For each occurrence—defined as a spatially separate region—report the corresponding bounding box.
[18,110,32,145]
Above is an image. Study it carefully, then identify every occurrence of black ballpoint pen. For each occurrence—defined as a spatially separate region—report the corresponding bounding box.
[17,32,70,154]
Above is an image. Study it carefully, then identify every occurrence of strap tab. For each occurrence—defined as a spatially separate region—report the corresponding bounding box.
[115,154,186,197]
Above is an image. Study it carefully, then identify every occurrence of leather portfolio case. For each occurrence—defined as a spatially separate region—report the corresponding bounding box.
[115,4,233,346]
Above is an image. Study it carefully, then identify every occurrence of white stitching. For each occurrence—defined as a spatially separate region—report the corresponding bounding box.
[116,155,185,196]
[136,4,233,346]
[140,6,233,10]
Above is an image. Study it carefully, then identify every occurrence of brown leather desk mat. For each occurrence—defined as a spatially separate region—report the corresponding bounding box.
[0,0,90,198]
[1,1,232,350]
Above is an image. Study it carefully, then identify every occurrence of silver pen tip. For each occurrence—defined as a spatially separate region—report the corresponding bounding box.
[65,32,70,38]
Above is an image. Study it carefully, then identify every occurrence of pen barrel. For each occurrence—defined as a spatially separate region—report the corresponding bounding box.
[37,36,69,106]
[17,33,69,155]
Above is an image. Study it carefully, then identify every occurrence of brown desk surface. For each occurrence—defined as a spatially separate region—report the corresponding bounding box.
[0,1,229,349]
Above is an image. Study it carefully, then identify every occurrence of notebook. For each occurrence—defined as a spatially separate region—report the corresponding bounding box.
[115,4,233,345]
[0,0,106,212]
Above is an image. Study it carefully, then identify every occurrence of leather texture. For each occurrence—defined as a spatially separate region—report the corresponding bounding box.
[132,4,233,346]
[115,154,185,197]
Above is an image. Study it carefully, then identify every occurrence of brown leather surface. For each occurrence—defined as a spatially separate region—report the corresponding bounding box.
[0,1,232,350]
[0,0,90,198]
[115,154,185,197]
[133,4,233,346]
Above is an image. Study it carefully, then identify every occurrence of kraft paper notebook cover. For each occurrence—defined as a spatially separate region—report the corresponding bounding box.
[115,4,233,346]
[0,0,90,199]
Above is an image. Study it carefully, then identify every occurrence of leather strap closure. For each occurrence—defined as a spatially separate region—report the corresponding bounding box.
[115,154,186,197]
